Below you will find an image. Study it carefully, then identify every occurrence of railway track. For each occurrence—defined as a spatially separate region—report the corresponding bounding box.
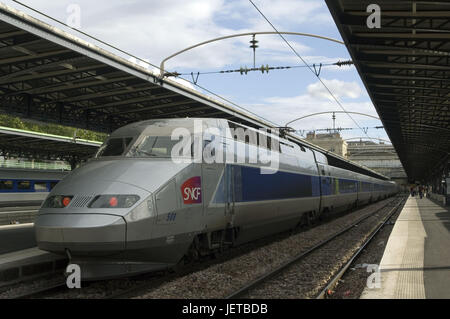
[224,196,405,299]
[11,281,66,299]
[4,196,405,299]
[315,199,402,299]
[105,199,403,299]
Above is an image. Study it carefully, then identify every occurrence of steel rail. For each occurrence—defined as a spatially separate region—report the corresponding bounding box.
[316,197,405,299]
[225,196,404,299]
[11,281,66,299]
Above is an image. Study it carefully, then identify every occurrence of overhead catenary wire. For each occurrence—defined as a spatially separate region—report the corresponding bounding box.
[248,0,381,143]
[172,60,353,77]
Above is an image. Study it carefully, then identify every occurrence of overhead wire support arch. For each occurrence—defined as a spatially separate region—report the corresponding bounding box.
[285,111,380,127]
[159,31,344,77]
[248,0,379,144]
[344,137,392,144]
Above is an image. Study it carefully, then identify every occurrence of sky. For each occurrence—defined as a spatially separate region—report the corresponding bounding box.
[3,0,391,144]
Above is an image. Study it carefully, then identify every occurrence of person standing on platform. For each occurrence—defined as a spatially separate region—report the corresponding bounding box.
[419,185,423,199]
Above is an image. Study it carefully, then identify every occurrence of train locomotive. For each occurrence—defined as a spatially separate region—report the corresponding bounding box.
[34,118,398,279]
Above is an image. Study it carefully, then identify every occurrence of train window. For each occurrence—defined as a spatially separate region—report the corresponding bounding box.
[229,124,258,146]
[280,142,293,149]
[50,182,59,190]
[34,182,48,192]
[0,180,13,190]
[265,136,271,151]
[279,142,294,155]
[338,179,357,193]
[228,121,281,152]
[261,136,281,152]
[18,181,31,190]
[130,136,181,157]
[97,137,133,157]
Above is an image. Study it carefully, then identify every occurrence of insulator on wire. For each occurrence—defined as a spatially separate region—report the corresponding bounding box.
[335,60,354,67]
[177,60,349,77]
[260,64,269,73]
[239,67,249,75]
[249,35,259,50]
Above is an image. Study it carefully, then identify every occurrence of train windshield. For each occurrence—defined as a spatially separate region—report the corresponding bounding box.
[127,136,184,158]
[96,137,134,157]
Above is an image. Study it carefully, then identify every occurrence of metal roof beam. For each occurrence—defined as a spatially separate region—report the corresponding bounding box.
[21,74,134,95]
[366,72,450,82]
[0,30,27,40]
[0,49,70,65]
[360,61,450,71]
[344,11,450,18]
[113,100,198,116]
[0,38,43,53]
[146,105,210,117]
[0,63,107,84]
[353,32,450,40]
[52,85,158,103]
[81,92,180,111]
[0,55,86,81]
[372,91,450,101]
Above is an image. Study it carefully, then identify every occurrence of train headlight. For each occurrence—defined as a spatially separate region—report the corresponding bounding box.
[43,195,73,208]
[88,195,140,208]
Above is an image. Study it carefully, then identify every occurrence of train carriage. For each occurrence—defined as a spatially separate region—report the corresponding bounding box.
[0,169,67,207]
[34,118,398,279]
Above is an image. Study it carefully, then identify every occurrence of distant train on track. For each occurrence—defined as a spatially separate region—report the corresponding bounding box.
[0,169,67,207]
[34,118,398,279]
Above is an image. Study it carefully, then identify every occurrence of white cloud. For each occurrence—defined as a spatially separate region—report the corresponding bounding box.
[244,79,386,141]
[234,0,333,29]
[6,0,337,71]
[307,78,363,100]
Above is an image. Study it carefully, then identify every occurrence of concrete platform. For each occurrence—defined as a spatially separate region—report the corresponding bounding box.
[361,196,450,299]
[0,247,67,285]
[0,207,39,225]
[0,223,36,254]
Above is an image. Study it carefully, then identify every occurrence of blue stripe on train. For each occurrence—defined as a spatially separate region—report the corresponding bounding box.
[213,165,321,203]
[240,165,321,201]
[211,165,382,204]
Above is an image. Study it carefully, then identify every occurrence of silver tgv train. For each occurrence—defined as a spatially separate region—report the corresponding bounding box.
[35,118,397,279]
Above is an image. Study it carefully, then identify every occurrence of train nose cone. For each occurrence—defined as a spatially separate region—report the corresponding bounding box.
[35,178,150,256]
[35,213,126,255]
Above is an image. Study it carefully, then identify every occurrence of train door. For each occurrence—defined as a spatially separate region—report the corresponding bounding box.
[224,165,235,220]
[318,163,333,212]
[201,135,229,230]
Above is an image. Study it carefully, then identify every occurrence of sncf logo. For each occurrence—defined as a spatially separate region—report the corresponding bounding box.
[181,176,202,204]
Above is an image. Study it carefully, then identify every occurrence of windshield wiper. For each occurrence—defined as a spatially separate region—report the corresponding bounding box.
[134,149,158,157]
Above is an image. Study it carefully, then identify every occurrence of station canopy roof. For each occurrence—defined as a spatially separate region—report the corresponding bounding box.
[0,3,266,133]
[326,0,450,182]
[0,3,390,180]
[0,125,101,162]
